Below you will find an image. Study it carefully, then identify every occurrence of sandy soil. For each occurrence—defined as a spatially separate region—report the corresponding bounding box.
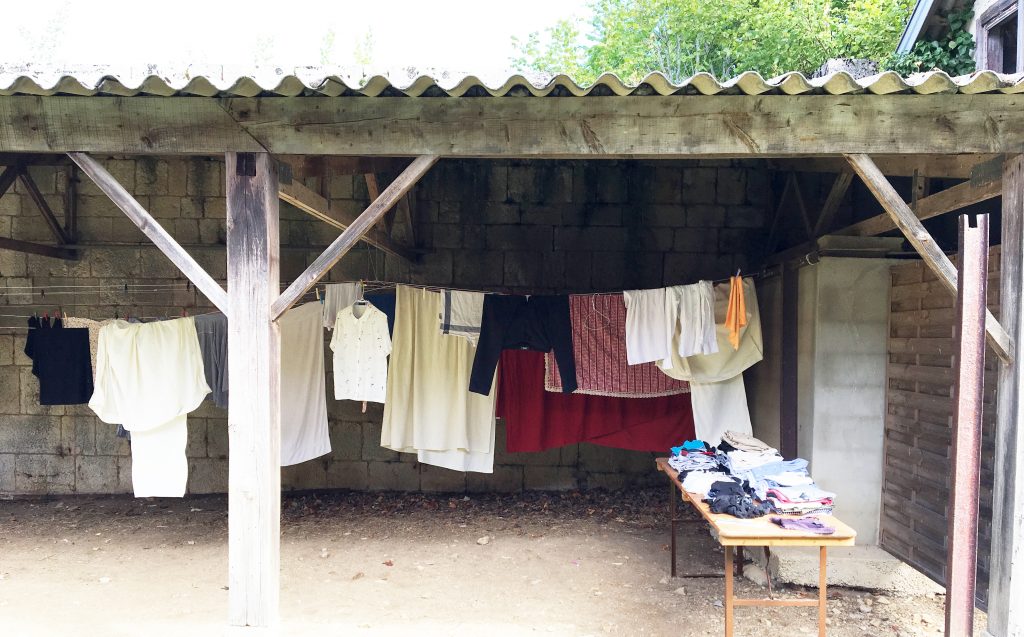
[0,489,980,637]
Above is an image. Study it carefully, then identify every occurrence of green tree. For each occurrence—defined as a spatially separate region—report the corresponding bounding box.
[513,0,917,81]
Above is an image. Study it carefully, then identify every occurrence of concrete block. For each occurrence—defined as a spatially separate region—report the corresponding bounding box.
[632,227,675,252]
[0,454,15,492]
[524,466,578,491]
[15,454,75,494]
[329,421,363,460]
[563,251,592,291]
[180,196,206,219]
[462,225,486,249]
[328,174,354,199]
[186,418,207,458]
[437,201,466,224]
[0,250,27,277]
[12,215,54,242]
[541,251,566,290]
[716,168,746,205]
[149,195,182,219]
[521,204,562,225]
[18,366,64,416]
[481,203,520,225]
[725,205,765,229]
[187,457,228,494]
[166,159,188,194]
[718,228,760,255]
[485,164,508,202]
[199,219,226,244]
[503,251,545,288]
[0,190,21,214]
[116,455,134,492]
[681,167,716,204]
[326,460,369,490]
[642,205,686,227]
[686,204,727,228]
[454,251,504,288]
[367,461,420,491]
[554,227,627,252]
[485,225,553,251]
[409,250,453,286]
[169,219,199,243]
[419,464,467,492]
[745,170,772,207]
[362,422,399,461]
[281,458,329,491]
[559,445,579,466]
[675,228,716,253]
[764,545,946,593]
[577,204,622,226]
[207,419,228,459]
[578,444,653,474]
[95,422,130,456]
[186,159,223,197]
[89,248,140,279]
[467,465,524,493]
[76,455,120,493]
[499,444,561,467]
[63,416,96,455]
[591,252,626,291]
[0,366,21,413]
[135,158,169,195]
[0,335,13,365]
[430,224,464,249]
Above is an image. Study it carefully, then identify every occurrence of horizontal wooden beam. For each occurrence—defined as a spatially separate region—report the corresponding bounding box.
[277,175,418,262]
[770,155,1000,179]
[68,152,229,314]
[278,155,410,178]
[0,236,77,260]
[1,96,1024,156]
[846,153,1013,364]
[272,155,438,320]
[0,153,71,167]
[839,177,1003,236]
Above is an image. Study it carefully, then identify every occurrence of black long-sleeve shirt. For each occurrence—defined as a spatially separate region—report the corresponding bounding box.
[469,294,576,395]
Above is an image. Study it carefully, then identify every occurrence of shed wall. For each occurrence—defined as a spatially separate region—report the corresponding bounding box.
[0,158,770,496]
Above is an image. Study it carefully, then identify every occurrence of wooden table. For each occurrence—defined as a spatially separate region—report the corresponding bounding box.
[656,457,856,637]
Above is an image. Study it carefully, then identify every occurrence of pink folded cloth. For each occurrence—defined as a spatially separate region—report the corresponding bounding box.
[770,516,835,535]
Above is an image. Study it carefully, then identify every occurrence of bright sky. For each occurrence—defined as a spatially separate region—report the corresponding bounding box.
[2,0,591,81]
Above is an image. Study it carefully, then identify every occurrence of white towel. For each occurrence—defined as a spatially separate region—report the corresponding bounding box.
[665,280,719,359]
[439,289,485,347]
[623,288,672,365]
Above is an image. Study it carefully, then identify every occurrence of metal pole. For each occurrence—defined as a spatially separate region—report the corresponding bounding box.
[944,213,989,636]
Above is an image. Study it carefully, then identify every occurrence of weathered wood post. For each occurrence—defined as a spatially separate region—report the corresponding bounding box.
[225,152,281,629]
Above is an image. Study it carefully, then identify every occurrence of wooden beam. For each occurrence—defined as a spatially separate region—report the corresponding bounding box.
[770,155,1000,179]
[838,177,1003,237]
[763,173,794,259]
[278,155,410,178]
[18,168,70,244]
[790,173,814,238]
[989,154,1024,637]
[0,236,77,260]
[812,170,854,236]
[68,152,229,314]
[0,153,72,167]
[845,153,1013,364]
[277,175,418,262]
[225,151,281,629]
[272,154,438,319]
[4,95,1024,156]
[0,165,19,197]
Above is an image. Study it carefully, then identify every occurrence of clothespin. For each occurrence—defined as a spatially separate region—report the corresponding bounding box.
[315,287,321,302]
[361,400,367,414]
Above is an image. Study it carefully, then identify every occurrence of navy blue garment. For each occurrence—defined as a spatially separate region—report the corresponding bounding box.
[365,292,396,336]
[24,321,93,406]
[469,294,576,395]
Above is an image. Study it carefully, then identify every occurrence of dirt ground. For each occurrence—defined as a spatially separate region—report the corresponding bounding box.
[0,488,981,637]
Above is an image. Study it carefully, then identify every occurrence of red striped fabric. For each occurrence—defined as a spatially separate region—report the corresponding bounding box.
[545,293,689,398]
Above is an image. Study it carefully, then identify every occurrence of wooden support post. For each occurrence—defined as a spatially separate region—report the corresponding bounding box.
[845,154,1013,364]
[812,170,853,237]
[0,165,19,197]
[68,152,228,314]
[64,163,78,242]
[272,155,438,319]
[0,236,77,260]
[226,151,281,629]
[780,264,799,459]
[790,173,815,239]
[19,168,70,245]
[945,214,988,637]
[989,154,1024,637]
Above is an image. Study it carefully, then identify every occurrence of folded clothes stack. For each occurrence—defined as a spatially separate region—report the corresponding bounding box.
[667,430,836,520]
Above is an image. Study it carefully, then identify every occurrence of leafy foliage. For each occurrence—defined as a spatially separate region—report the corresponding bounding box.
[513,0,917,82]
[883,8,976,75]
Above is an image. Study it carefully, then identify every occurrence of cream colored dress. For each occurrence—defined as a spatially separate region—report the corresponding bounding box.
[89,318,210,497]
[381,286,497,473]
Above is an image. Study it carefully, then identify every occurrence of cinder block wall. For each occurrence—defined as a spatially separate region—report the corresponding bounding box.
[0,158,770,496]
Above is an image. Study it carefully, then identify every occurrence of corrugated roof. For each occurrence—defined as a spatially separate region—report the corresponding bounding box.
[1,68,1023,97]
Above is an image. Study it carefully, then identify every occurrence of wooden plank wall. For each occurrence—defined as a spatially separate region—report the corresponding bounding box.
[882,247,1001,606]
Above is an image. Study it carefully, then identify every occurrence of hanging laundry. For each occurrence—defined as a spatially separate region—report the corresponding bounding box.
[725,275,747,351]
[279,302,331,466]
[63,317,116,381]
[365,292,396,336]
[330,302,392,403]
[497,349,695,453]
[470,294,576,395]
[622,288,671,365]
[382,286,497,473]
[688,376,753,445]
[193,313,229,409]
[439,289,485,346]
[544,293,689,398]
[322,281,363,329]
[664,280,718,360]
[89,318,210,497]
[24,318,93,406]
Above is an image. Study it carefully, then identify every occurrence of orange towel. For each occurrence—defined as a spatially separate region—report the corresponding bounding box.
[725,275,746,350]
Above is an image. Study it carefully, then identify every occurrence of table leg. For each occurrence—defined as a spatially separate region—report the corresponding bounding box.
[818,546,827,637]
[669,481,677,578]
[724,546,734,637]
[735,546,744,576]
[763,546,773,599]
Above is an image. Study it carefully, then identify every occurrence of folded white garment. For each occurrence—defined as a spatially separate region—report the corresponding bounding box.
[682,471,733,495]
[439,289,485,346]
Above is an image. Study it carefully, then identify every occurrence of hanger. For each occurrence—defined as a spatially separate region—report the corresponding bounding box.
[355,279,369,305]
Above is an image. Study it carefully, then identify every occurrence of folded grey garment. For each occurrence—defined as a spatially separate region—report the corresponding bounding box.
[770,516,835,535]
[722,429,774,453]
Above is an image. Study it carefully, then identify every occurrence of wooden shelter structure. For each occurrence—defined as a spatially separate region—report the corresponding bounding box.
[1,68,1024,635]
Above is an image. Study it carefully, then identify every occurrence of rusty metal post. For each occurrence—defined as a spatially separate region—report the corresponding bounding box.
[945,213,989,637]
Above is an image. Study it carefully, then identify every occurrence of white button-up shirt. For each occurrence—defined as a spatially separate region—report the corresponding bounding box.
[330,303,392,403]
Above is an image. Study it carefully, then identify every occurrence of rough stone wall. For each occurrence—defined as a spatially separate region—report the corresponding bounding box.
[0,158,770,496]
